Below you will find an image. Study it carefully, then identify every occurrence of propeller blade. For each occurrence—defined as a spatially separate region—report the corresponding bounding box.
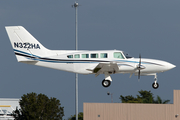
[139,54,141,66]
[138,54,141,80]
[138,70,140,81]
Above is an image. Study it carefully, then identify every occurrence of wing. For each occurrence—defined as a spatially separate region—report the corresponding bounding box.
[92,62,119,77]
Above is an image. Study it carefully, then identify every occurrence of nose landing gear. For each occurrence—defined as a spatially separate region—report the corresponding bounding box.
[152,74,159,89]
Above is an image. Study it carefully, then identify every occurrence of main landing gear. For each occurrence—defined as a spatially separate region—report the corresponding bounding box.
[152,74,159,89]
[102,79,111,87]
[102,73,112,88]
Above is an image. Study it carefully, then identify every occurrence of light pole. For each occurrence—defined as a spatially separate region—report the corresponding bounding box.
[107,92,113,103]
[73,2,79,120]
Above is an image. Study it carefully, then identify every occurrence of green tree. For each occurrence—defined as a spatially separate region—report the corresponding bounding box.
[120,95,141,103]
[12,92,64,120]
[154,95,170,104]
[68,112,83,120]
[137,90,154,103]
[120,90,154,103]
[120,90,169,104]
[12,107,24,120]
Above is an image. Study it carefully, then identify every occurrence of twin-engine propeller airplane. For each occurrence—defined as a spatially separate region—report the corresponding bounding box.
[6,26,176,89]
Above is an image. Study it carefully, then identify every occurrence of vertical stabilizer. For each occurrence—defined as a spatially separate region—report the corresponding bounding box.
[5,26,50,62]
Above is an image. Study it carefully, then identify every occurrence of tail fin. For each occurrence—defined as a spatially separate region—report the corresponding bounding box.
[5,26,49,62]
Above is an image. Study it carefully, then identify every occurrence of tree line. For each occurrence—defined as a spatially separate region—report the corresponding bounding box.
[120,90,170,104]
[12,90,170,120]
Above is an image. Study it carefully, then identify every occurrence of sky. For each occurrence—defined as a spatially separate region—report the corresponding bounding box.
[0,0,180,119]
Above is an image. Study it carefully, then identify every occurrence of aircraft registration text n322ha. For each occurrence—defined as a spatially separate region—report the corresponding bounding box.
[5,26,176,89]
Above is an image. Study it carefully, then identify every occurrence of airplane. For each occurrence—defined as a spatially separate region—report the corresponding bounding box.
[5,26,176,89]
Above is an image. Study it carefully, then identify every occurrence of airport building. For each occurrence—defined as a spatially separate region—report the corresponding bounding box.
[0,98,20,120]
[84,90,180,120]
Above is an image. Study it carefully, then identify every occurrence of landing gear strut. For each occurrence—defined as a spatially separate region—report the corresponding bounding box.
[152,74,159,89]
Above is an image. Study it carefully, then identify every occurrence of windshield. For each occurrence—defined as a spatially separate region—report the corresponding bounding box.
[123,52,133,59]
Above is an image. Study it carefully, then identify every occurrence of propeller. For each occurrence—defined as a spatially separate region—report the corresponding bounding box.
[136,54,146,80]
[137,54,141,80]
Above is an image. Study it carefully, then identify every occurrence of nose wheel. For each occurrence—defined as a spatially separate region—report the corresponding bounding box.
[152,74,159,89]
[152,82,159,89]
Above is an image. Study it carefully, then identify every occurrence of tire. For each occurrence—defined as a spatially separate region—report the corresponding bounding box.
[102,79,111,87]
[152,82,159,89]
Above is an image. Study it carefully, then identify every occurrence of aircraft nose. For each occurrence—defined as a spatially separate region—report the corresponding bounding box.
[165,62,176,70]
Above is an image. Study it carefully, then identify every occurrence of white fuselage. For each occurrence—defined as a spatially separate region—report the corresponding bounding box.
[22,50,175,75]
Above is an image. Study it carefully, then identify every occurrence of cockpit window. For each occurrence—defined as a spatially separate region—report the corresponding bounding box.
[123,52,133,59]
[114,52,124,59]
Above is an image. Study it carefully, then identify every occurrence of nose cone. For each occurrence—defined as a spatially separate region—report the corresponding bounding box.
[166,63,176,70]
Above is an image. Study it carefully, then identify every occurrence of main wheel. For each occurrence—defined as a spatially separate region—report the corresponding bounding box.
[102,79,111,87]
[152,82,159,89]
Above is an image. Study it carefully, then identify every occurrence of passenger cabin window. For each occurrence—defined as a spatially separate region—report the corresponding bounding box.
[67,55,73,58]
[100,53,108,58]
[114,52,124,59]
[91,53,98,58]
[82,54,89,58]
[74,54,80,58]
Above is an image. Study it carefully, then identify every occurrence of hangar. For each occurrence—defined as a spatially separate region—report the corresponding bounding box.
[84,90,180,120]
[0,98,20,120]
